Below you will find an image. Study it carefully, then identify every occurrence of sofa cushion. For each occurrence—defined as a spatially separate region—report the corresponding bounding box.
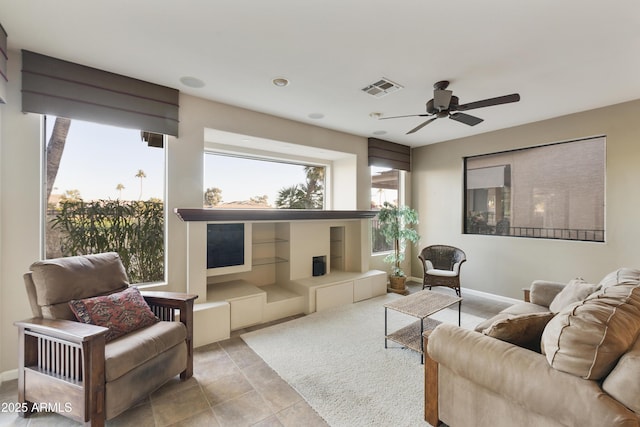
[548,279,600,313]
[541,284,640,380]
[602,336,640,413]
[482,312,555,352]
[70,287,158,342]
[598,267,640,289]
[474,302,549,333]
[104,321,186,382]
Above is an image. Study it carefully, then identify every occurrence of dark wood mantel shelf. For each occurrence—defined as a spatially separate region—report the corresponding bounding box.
[174,208,378,222]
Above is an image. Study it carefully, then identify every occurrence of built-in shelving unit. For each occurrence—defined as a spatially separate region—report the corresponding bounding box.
[330,226,345,271]
[183,209,385,342]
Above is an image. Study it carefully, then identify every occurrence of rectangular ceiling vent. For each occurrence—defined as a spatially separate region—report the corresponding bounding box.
[361,77,404,98]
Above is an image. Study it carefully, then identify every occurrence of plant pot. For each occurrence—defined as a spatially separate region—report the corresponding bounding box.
[388,275,409,295]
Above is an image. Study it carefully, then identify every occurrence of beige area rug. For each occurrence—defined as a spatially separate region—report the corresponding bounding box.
[241,293,485,427]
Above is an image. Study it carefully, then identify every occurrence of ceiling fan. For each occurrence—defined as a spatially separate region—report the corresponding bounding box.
[380,81,520,135]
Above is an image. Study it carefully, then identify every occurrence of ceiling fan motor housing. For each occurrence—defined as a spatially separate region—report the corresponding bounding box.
[427,95,459,114]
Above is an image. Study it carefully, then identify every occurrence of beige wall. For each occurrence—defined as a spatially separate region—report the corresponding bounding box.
[411,99,640,298]
[0,50,372,375]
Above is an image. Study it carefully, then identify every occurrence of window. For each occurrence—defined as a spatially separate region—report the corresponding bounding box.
[464,136,605,242]
[44,116,166,283]
[204,153,325,209]
[371,167,400,253]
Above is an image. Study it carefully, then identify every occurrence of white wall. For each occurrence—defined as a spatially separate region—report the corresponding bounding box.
[0,50,373,375]
[410,99,640,298]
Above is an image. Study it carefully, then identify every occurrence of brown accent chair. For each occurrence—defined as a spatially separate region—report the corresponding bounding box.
[418,245,466,296]
[15,252,198,426]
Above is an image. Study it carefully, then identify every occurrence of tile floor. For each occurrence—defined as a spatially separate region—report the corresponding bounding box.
[0,283,510,426]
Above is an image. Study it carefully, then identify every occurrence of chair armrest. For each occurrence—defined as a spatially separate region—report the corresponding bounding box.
[141,291,198,308]
[427,324,637,427]
[141,291,198,380]
[529,280,566,307]
[15,318,107,344]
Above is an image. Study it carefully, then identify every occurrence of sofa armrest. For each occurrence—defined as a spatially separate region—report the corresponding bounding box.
[528,280,566,307]
[427,324,638,427]
[140,291,198,379]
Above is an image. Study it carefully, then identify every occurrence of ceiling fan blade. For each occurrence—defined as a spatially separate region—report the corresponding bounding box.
[379,113,431,120]
[407,117,438,134]
[457,93,520,111]
[449,112,483,126]
[433,89,453,111]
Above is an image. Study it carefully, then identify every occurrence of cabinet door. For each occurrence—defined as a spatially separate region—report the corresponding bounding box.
[316,281,353,311]
[371,272,388,297]
[353,277,373,302]
[230,296,263,330]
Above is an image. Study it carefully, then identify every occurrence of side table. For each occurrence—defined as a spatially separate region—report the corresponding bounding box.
[384,290,462,363]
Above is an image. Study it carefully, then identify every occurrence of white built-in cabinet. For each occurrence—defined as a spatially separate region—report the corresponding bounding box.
[204,220,386,334]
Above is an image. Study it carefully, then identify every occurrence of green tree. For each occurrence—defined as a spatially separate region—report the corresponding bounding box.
[116,183,125,199]
[51,199,164,283]
[135,169,146,200]
[275,166,325,209]
[60,189,82,203]
[204,187,222,206]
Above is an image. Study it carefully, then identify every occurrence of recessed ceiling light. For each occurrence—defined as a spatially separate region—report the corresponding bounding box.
[373,130,387,136]
[179,76,205,88]
[272,77,290,87]
[308,113,324,119]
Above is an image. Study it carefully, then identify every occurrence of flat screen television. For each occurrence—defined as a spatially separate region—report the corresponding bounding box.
[206,222,252,276]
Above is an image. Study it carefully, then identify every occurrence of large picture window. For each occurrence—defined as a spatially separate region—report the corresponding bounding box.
[44,116,166,283]
[204,153,325,209]
[464,136,605,242]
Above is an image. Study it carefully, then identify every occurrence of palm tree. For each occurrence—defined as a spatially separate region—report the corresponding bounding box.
[116,183,125,199]
[135,169,146,200]
[45,117,72,202]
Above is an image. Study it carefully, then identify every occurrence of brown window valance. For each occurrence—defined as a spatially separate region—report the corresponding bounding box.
[21,50,179,136]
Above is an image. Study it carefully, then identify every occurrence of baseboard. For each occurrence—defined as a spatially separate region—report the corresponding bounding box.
[407,276,521,305]
[0,369,18,384]
[460,287,521,305]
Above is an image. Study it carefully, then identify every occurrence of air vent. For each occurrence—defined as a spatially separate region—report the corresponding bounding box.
[361,78,404,98]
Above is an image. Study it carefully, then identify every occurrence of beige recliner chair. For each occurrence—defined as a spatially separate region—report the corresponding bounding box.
[15,252,197,426]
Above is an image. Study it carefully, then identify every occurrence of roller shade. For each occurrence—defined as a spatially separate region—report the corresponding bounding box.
[466,165,510,189]
[0,23,7,103]
[368,138,411,171]
[21,50,179,136]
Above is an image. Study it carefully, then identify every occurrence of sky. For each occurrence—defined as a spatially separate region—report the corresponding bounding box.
[47,117,164,201]
[47,116,394,207]
[47,117,311,205]
[204,154,310,206]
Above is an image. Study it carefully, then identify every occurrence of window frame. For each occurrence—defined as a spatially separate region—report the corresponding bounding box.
[41,115,169,285]
[463,136,606,242]
[371,167,405,255]
[203,150,330,210]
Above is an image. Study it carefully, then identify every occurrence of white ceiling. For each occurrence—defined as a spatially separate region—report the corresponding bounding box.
[1,0,640,147]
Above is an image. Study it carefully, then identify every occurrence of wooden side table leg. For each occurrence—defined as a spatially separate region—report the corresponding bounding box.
[424,333,440,426]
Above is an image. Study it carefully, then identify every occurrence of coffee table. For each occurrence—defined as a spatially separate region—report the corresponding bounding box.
[384,290,462,363]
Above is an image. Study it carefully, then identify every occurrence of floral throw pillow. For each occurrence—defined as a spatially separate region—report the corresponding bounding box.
[69,287,158,342]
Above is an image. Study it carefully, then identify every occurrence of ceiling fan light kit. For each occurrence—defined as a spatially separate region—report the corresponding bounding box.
[381,80,520,134]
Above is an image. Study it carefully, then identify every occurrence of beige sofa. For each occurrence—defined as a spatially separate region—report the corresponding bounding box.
[425,268,640,427]
[15,253,197,426]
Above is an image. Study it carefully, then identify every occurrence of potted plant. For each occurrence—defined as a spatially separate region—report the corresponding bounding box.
[377,202,420,295]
